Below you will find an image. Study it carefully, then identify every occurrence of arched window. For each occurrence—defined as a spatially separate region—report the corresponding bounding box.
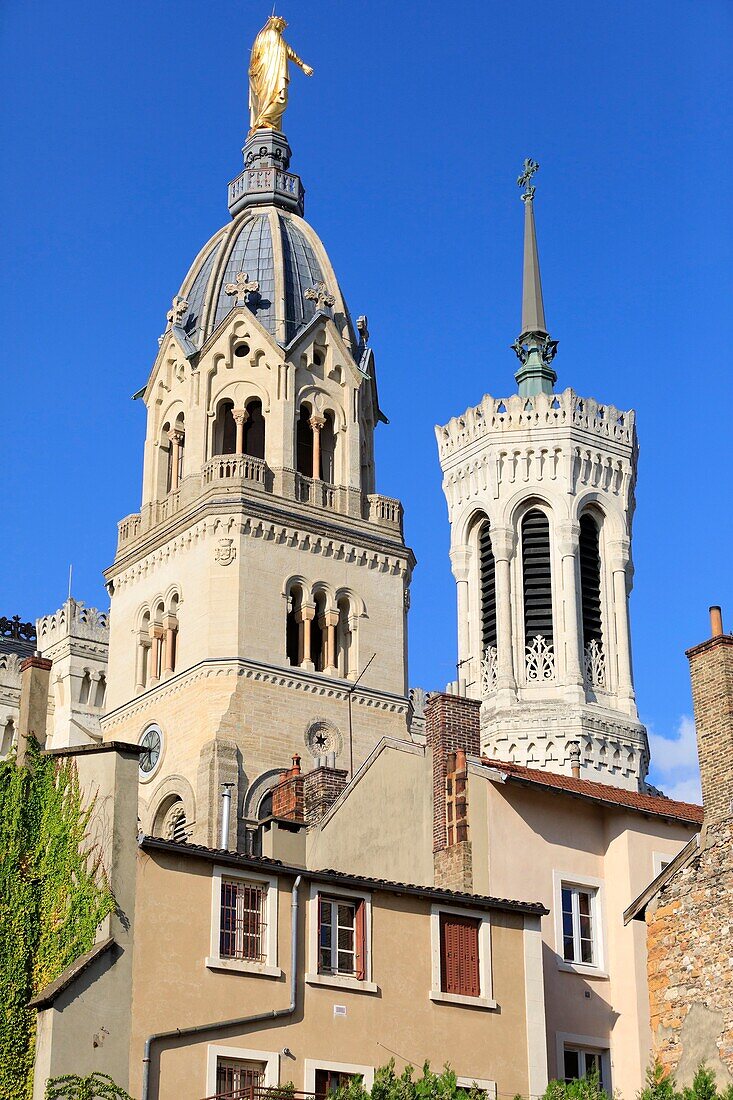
[478,519,497,653]
[296,405,313,477]
[213,400,237,456]
[138,610,151,690]
[163,799,188,843]
[320,412,336,484]
[286,585,304,666]
[94,673,106,709]
[1,718,15,758]
[579,512,605,687]
[335,596,352,678]
[312,592,327,672]
[79,670,92,705]
[243,399,265,460]
[522,508,555,678]
[158,421,172,497]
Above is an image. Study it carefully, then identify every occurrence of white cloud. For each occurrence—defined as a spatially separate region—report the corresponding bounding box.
[647,714,702,803]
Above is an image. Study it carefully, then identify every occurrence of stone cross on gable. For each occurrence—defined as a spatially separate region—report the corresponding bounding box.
[225,271,260,306]
[517,157,540,202]
[167,295,189,327]
[304,282,336,312]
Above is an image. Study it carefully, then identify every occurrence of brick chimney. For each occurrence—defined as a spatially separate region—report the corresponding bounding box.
[16,656,52,766]
[686,606,733,822]
[425,692,481,891]
[303,766,348,824]
[271,755,304,822]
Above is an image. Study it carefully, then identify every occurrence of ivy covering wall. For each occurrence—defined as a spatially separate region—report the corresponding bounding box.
[0,739,115,1100]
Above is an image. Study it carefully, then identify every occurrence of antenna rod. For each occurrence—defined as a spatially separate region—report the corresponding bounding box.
[347,653,377,778]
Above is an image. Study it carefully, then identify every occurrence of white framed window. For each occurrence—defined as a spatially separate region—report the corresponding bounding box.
[456,1077,497,1099]
[652,851,673,878]
[555,1034,610,1092]
[304,1059,375,1094]
[306,882,377,993]
[207,865,281,978]
[206,1045,279,1098]
[429,904,496,1010]
[553,872,606,976]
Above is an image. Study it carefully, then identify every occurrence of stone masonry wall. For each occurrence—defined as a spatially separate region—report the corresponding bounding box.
[647,817,733,1084]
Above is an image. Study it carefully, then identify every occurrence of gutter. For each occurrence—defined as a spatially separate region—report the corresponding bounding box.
[141,874,302,1100]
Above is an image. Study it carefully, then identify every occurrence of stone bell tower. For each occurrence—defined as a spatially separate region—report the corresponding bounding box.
[100,35,415,848]
[436,160,649,791]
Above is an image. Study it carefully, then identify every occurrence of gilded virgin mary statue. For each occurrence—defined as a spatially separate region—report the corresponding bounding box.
[249,15,313,135]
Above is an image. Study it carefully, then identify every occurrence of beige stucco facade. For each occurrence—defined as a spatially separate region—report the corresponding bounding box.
[129,842,545,1100]
[310,737,699,1100]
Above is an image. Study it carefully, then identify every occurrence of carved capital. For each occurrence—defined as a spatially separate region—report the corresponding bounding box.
[321,609,340,629]
[162,613,178,632]
[557,521,580,558]
[309,414,326,433]
[449,546,473,583]
[168,429,185,446]
[231,408,249,427]
[294,604,316,624]
[489,525,515,561]
[608,536,631,572]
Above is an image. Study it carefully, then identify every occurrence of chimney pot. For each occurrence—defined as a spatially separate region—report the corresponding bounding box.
[710,605,723,638]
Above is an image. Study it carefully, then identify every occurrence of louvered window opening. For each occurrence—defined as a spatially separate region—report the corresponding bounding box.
[522,510,554,645]
[579,514,603,645]
[216,1058,266,1098]
[439,912,480,997]
[479,521,497,650]
[220,879,267,961]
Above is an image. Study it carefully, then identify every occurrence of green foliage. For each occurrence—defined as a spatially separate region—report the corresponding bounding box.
[334,1060,486,1100]
[0,740,115,1100]
[45,1072,134,1100]
[541,1070,609,1100]
[539,1059,733,1100]
[638,1060,678,1100]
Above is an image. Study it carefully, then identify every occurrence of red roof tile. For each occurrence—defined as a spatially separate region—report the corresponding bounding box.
[481,759,703,825]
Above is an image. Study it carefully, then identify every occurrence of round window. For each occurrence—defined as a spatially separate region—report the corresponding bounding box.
[139,725,162,776]
[234,342,250,358]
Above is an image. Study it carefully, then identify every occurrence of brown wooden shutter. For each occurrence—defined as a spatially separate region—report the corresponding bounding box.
[354,899,366,980]
[440,913,480,996]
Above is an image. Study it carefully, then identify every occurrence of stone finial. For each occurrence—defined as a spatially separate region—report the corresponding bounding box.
[304,282,335,312]
[167,296,189,327]
[225,271,260,307]
[357,315,369,344]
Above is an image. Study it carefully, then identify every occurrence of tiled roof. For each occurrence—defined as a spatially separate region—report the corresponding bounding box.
[140,836,548,916]
[481,760,703,825]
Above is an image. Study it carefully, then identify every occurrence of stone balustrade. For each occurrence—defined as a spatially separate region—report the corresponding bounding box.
[116,460,404,552]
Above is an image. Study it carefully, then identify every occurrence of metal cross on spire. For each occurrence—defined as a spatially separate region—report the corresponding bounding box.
[304,282,336,312]
[225,271,260,306]
[517,157,540,203]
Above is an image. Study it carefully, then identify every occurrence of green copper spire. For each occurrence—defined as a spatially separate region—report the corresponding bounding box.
[511,159,558,397]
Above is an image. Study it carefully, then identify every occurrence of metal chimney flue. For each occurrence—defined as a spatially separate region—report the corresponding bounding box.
[219,783,234,850]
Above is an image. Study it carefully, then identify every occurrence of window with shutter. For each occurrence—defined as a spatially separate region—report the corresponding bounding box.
[317,894,366,978]
[579,513,603,647]
[440,912,481,997]
[521,509,554,646]
[479,519,497,651]
[216,1057,266,1097]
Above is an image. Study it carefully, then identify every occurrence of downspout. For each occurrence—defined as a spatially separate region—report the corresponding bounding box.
[141,874,302,1100]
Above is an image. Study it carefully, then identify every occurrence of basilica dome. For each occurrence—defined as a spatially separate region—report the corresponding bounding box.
[174,206,353,352]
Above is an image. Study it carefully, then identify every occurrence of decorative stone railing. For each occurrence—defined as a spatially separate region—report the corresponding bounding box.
[481,645,498,695]
[0,652,22,686]
[202,454,268,487]
[525,634,556,683]
[115,466,405,553]
[584,638,606,689]
[436,387,636,461]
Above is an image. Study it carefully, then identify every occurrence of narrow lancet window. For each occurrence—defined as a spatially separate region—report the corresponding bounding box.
[522,509,555,681]
[579,513,605,688]
[478,519,498,693]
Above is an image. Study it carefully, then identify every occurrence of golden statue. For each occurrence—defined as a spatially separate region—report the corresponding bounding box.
[248,15,313,135]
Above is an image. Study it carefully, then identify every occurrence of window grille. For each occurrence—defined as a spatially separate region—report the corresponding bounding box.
[216,1058,266,1098]
[220,879,267,961]
[439,912,480,997]
[561,884,596,965]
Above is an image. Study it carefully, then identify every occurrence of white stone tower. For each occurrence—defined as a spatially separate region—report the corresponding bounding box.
[100,66,415,846]
[436,160,649,791]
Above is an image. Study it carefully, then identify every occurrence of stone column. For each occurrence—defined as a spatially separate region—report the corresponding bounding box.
[309,414,325,481]
[609,537,636,713]
[232,408,248,455]
[557,521,584,694]
[136,632,151,692]
[162,613,178,676]
[149,625,163,684]
[449,546,473,690]
[323,609,340,676]
[168,429,184,491]
[489,525,517,702]
[296,605,315,671]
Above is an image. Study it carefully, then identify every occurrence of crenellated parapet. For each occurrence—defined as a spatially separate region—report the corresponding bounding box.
[37,598,110,648]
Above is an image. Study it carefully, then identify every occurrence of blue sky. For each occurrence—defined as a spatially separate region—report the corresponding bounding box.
[2,0,731,798]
